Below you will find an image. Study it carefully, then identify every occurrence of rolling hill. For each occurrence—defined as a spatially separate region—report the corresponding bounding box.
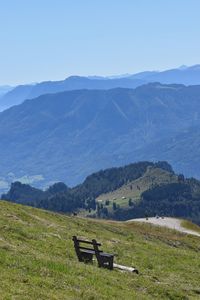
[96,166,178,203]
[0,200,199,299]
[2,161,200,225]
[2,161,155,212]
[91,165,200,225]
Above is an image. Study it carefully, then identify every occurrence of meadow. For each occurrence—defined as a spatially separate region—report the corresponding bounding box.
[0,200,200,299]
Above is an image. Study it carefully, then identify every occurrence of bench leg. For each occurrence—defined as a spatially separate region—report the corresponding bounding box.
[98,256,114,270]
[108,256,114,270]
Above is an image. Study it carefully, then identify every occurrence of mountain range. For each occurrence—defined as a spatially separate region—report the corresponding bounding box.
[128,64,200,84]
[1,64,200,111]
[0,77,145,111]
[1,83,200,192]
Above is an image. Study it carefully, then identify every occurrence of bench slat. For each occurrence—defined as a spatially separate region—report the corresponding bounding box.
[76,239,101,246]
[79,246,95,252]
[79,249,95,254]
[79,246,103,252]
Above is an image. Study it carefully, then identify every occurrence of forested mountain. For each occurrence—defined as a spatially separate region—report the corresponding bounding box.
[2,161,200,225]
[110,176,200,225]
[1,83,200,190]
[1,161,155,212]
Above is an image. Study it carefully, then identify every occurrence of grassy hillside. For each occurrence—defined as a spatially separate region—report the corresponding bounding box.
[0,201,200,299]
[96,167,177,206]
[82,167,178,218]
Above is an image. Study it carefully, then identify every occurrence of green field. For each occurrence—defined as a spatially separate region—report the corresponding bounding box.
[0,200,200,299]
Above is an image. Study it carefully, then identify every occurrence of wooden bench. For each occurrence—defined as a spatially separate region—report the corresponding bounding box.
[72,236,114,270]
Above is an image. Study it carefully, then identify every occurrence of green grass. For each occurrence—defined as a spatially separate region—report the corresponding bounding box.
[0,200,200,299]
[181,220,200,234]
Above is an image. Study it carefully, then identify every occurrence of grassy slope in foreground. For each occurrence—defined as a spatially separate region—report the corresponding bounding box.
[0,201,200,300]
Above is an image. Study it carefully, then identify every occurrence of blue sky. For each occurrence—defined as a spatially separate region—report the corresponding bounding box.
[0,0,200,85]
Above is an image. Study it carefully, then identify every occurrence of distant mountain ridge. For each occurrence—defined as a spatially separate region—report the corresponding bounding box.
[0,76,145,111]
[1,64,200,111]
[131,64,200,85]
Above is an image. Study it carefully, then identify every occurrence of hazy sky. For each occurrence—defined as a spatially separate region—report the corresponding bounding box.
[0,0,200,85]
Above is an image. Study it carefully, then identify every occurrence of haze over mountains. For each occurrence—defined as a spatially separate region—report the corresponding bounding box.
[1,81,200,192]
[128,64,200,84]
[1,64,200,111]
[0,77,145,111]
[0,85,13,98]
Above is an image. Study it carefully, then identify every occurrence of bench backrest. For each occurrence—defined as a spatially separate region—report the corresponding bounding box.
[72,236,102,259]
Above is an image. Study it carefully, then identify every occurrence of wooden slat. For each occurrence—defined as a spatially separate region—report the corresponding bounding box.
[79,249,95,254]
[79,246,95,252]
[79,246,103,252]
[77,239,101,246]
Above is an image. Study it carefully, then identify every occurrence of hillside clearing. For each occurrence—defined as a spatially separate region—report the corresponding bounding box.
[96,167,178,205]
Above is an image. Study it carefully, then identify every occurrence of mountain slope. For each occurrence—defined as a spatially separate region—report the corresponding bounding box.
[0,200,199,299]
[132,125,200,179]
[1,83,200,189]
